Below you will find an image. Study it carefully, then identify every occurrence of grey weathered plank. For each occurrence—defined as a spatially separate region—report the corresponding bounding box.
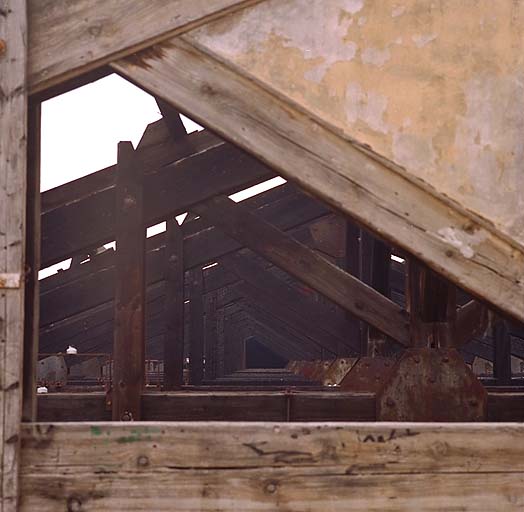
[28,0,265,94]
[112,37,524,323]
[0,2,28,510]
[20,422,524,511]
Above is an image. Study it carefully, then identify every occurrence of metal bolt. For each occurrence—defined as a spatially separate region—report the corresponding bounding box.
[265,482,277,494]
[0,39,6,57]
[137,455,149,467]
[121,411,133,421]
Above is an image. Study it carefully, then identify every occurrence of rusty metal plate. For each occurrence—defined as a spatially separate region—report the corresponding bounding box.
[377,348,487,421]
[37,355,68,388]
[323,357,357,386]
[339,357,395,393]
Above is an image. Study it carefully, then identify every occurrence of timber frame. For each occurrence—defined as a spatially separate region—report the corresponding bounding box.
[1,1,523,510]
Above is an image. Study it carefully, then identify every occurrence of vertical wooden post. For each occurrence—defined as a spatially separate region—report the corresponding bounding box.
[163,219,185,390]
[22,99,41,422]
[189,267,204,384]
[494,319,512,386]
[407,260,456,347]
[204,291,218,381]
[0,1,27,509]
[344,221,363,353]
[368,239,391,356]
[113,141,145,421]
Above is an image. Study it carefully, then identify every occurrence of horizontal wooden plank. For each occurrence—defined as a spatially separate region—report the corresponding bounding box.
[36,391,524,423]
[21,421,524,511]
[112,37,524,323]
[28,0,263,94]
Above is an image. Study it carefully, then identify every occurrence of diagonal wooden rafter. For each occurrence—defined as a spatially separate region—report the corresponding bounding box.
[111,37,524,323]
[192,196,411,345]
[28,0,266,95]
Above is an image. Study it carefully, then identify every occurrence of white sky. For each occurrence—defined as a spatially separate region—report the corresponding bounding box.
[39,74,285,278]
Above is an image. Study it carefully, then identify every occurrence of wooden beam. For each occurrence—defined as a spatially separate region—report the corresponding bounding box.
[156,99,187,140]
[112,37,524,323]
[344,221,364,353]
[493,320,512,386]
[163,220,185,389]
[204,292,218,380]
[456,300,489,347]
[112,142,146,421]
[22,99,41,422]
[28,0,265,95]
[0,1,27,509]
[189,268,204,384]
[39,186,323,330]
[41,131,274,267]
[20,422,524,511]
[221,252,354,353]
[193,196,410,345]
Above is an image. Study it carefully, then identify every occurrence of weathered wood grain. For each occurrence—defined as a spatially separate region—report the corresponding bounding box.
[0,1,27,510]
[163,220,185,390]
[193,196,410,345]
[20,422,524,511]
[112,37,524,323]
[112,142,146,421]
[28,0,265,94]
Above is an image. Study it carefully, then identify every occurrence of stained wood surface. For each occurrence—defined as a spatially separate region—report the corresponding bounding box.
[193,196,410,345]
[20,421,524,511]
[163,220,185,389]
[28,0,264,94]
[0,2,27,509]
[112,142,146,421]
[189,268,204,384]
[112,37,524,323]
[41,131,274,267]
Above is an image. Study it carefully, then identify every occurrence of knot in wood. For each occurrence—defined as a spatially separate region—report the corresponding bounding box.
[67,497,82,512]
[137,455,149,467]
[265,482,278,494]
[123,195,137,210]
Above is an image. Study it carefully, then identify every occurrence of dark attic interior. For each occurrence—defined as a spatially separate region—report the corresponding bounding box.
[35,78,524,424]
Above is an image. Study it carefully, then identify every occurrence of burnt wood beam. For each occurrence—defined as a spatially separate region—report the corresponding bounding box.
[192,196,411,346]
[189,268,204,384]
[455,300,490,347]
[163,220,185,390]
[407,260,457,347]
[112,142,146,421]
[204,292,218,380]
[40,186,325,328]
[344,221,364,353]
[221,252,354,354]
[41,130,274,267]
[238,282,339,358]
[156,99,188,140]
[493,319,512,386]
[240,300,322,361]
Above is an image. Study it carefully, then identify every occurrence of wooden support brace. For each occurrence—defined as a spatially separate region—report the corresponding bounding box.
[112,141,146,421]
[162,219,185,390]
[189,267,204,384]
[192,196,410,346]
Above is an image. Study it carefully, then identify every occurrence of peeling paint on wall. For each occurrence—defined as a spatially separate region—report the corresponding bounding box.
[190,0,524,248]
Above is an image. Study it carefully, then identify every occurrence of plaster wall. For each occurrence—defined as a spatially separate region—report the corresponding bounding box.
[189,0,524,248]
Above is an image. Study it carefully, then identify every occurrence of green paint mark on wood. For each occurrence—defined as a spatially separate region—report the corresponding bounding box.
[91,426,103,436]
